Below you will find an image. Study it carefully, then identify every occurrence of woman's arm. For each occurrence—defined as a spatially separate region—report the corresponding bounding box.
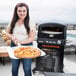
[5,26,19,45]
[5,26,12,38]
[20,29,36,44]
[19,20,36,44]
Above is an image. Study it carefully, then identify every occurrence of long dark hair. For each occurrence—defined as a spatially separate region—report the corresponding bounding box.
[9,3,30,34]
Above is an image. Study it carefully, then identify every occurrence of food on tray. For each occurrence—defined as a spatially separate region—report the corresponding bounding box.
[14,46,41,58]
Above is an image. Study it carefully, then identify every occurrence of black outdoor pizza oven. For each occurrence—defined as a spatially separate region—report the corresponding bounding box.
[37,23,66,49]
[33,23,66,73]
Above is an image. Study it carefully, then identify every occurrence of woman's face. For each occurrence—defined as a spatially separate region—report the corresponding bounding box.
[17,6,27,20]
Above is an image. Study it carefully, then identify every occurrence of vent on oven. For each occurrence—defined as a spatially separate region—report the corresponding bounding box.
[41,27,63,34]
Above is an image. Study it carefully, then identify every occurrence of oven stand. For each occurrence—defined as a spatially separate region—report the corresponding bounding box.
[32,55,55,74]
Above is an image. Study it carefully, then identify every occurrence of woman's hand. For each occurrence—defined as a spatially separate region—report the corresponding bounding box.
[5,31,19,45]
[11,35,19,45]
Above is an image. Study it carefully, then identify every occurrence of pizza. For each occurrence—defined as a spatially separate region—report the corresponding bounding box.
[14,46,41,58]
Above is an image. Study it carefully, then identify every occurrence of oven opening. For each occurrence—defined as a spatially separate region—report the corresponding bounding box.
[41,27,63,34]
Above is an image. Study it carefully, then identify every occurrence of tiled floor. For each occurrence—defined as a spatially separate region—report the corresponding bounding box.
[0,58,45,76]
[64,54,76,73]
[0,54,76,76]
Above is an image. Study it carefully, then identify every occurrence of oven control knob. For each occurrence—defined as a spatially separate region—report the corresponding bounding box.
[38,40,43,43]
[53,41,56,44]
[46,41,49,43]
[57,40,61,44]
[49,41,52,43]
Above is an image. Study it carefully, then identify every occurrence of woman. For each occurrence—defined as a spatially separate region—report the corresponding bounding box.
[6,3,36,76]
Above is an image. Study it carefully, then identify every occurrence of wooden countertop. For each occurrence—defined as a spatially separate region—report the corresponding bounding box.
[0,46,9,57]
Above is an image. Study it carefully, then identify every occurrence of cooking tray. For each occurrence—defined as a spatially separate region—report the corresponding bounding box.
[7,46,46,59]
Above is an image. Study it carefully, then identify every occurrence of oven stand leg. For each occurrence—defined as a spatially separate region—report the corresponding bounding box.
[32,67,37,73]
[0,57,5,65]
